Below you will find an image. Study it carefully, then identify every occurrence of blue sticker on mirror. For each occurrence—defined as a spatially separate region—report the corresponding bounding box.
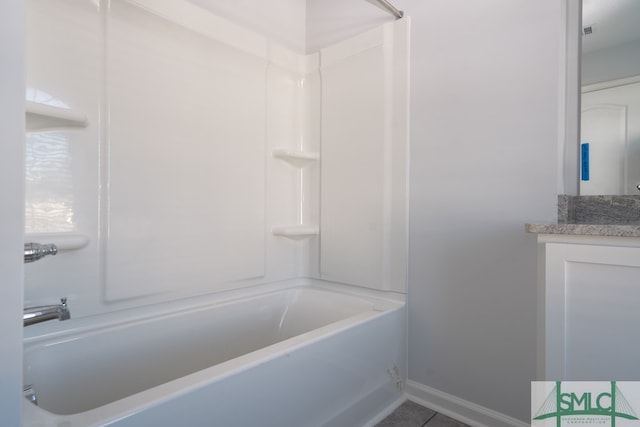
[581,143,589,181]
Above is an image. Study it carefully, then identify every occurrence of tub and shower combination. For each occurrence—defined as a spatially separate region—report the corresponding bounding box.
[22,0,409,425]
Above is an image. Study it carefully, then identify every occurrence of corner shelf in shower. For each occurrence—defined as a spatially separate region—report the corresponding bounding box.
[272,225,319,240]
[25,101,88,131]
[272,149,319,168]
[24,232,90,251]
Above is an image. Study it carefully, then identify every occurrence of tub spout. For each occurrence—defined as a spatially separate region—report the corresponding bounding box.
[24,298,70,327]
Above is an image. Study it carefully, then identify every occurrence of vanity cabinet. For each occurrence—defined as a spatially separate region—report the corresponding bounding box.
[538,235,640,381]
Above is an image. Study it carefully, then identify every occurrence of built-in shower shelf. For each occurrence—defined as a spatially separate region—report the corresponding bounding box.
[272,226,319,239]
[272,149,319,168]
[24,232,90,251]
[25,101,88,131]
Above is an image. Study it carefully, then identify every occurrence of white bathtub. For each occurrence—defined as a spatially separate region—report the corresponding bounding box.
[23,282,406,427]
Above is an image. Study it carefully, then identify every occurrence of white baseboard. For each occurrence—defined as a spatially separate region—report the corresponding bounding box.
[405,380,530,427]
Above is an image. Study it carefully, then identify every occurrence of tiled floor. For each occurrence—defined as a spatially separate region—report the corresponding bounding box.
[375,400,471,427]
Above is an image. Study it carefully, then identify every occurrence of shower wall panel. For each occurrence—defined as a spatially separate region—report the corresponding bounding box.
[265,48,321,280]
[24,0,103,312]
[320,21,409,293]
[24,0,314,314]
[104,1,266,300]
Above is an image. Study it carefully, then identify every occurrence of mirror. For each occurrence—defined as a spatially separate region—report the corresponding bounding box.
[580,0,640,195]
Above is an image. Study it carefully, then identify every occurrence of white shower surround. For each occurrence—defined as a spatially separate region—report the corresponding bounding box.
[24,0,408,315]
[23,1,409,425]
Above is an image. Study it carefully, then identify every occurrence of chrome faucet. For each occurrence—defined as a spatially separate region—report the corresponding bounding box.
[24,242,57,263]
[23,298,70,326]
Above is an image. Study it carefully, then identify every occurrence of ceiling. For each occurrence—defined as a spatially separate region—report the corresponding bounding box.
[582,0,640,53]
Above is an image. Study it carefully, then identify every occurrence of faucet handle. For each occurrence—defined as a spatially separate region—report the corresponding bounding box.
[59,298,70,321]
[24,242,58,263]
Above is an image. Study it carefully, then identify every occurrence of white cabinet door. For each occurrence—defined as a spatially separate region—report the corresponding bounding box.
[544,243,640,380]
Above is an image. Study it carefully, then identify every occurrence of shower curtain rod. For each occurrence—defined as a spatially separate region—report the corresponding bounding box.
[366,0,404,19]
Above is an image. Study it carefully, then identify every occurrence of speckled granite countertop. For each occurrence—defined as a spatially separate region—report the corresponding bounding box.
[526,195,640,237]
[525,223,640,237]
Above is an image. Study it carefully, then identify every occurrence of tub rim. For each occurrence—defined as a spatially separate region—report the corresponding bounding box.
[24,278,405,343]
